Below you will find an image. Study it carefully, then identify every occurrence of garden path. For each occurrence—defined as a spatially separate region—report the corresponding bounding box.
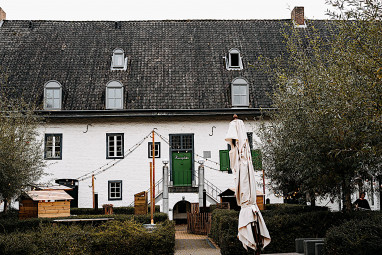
[174,224,220,255]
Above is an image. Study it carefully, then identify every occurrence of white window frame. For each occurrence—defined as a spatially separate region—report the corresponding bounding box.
[107,133,124,159]
[44,134,62,160]
[108,180,122,200]
[148,142,160,158]
[111,48,127,70]
[106,80,124,109]
[226,48,243,70]
[231,78,249,107]
[44,81,62,110]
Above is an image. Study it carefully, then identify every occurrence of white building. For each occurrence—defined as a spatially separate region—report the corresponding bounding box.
[1,6,377,216]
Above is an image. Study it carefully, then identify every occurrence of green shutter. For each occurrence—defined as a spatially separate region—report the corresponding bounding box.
[251,149,262,170]
[219,150,230,171]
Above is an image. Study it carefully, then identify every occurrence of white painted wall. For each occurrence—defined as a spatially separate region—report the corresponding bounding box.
[38,117,282,210]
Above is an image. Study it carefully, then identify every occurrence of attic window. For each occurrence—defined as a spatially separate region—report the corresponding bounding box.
[111,48,127,70]
[231,78,249,107]
[226,49,243,70]
[106,81,123,109]
[44,81,62,110]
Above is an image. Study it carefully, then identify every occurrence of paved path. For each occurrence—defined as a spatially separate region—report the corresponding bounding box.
[174,224,220,255]
[174,225,300,255]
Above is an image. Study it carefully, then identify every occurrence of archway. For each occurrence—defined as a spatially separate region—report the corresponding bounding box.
[173,200,191,224]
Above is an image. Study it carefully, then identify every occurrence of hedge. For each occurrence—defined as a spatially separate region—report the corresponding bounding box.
[0,219,175,255]
[210,207,382,254]
[325,215,382,255]
[0,212,168,234]
[70,205,160,215]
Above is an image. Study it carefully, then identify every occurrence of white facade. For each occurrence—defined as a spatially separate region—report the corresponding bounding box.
[38,117,283,218]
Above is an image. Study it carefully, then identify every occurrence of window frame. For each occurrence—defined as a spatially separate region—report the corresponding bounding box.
[44,80,62,110]
[226,48,243,70]
[111,48,127,70]
[106,80,124,110]
[44,133,63,160]
[108,180,122,200]
[231,77,249,107]
[106,133,124,159]
[148,142,161,158]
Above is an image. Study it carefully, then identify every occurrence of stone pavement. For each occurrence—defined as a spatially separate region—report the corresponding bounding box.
[174,224,300,255]
[174,224,220,255]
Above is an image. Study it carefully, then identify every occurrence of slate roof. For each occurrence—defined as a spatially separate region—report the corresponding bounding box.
[0,19,332,116]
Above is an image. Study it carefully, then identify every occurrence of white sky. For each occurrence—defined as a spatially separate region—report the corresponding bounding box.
[1,0,333,21]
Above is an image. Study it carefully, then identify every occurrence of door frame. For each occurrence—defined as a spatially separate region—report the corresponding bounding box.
[169,133,194,186]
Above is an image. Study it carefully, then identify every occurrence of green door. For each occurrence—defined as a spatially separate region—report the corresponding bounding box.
[172,152,192,186]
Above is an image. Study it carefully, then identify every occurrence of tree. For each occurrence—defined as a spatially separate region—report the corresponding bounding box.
[0,75,46,213]
[259,1,382,211]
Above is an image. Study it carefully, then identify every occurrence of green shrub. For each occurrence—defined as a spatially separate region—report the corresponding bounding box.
[209,209,238,246]
[0,212,167,234]
[263,204,328,216]
[325,216,382,255]
[0,219,175,255]
[210,207,382,254]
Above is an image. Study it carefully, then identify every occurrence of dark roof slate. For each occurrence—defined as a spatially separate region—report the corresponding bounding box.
[0,19,331,111]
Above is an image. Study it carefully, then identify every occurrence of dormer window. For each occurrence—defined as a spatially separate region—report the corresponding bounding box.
[106,81,123,109]
[111,48,127,70]
[231,78,249,107]
[226,48,243,70]
[44,81,62,110]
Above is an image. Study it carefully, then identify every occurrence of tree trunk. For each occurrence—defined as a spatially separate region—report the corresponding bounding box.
[342,178,352,212]
[3,198,8,213]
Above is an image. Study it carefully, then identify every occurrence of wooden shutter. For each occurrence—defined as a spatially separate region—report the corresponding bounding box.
[219,150,230,171]
[251,149,262,170]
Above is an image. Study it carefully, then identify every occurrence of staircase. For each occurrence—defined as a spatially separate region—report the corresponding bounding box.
[130,172,222,206]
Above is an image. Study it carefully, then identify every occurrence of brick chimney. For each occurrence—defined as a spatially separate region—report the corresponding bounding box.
[291,6,304,26]
[0,8,6,20]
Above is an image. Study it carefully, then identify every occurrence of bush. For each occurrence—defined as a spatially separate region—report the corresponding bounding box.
[263,203,328,216]
[210,206,382,254]
[0,212,168,234]
[0,220,175,255]
[71,205,160,215]
[209,209,239,246]
[325,216,382,255]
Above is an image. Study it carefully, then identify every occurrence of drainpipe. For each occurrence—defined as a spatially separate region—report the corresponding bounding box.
[162,160,169,215]
[198,160,205,211]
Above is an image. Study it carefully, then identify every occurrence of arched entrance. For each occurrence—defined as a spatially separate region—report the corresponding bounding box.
[173,200,191,224]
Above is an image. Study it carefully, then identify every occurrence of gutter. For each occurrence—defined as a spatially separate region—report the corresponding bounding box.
[35,108,276,119]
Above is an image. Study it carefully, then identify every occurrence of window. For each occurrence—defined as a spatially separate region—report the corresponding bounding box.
[111,48,127,70]
[108,180,122,200]
[44,81,62,110]
[148,142,160,158]
[232,78,249,107]
[106,81,123,109]
[226,48,243,70]
[44,134,62,160]
[107,133,124,159]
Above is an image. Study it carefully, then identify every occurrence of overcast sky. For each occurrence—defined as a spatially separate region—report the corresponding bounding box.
[1,0,333,21]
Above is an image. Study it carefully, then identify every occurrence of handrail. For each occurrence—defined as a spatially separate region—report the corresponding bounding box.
[129,178,163,207]
[194,171,222,203]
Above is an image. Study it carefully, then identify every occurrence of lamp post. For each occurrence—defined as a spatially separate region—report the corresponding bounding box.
[162,159,169,215]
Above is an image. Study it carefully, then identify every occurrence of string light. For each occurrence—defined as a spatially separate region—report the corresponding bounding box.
[76,132,152,181]
[154,130,224,173]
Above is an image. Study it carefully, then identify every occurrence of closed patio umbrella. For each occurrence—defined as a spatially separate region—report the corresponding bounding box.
[225,116,271,253]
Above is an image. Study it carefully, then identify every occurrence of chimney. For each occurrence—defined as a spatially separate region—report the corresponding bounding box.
[0,8,6,20]
[291,6,304,26]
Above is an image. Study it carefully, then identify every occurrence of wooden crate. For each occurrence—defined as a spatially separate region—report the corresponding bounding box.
[134,191,148,215]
